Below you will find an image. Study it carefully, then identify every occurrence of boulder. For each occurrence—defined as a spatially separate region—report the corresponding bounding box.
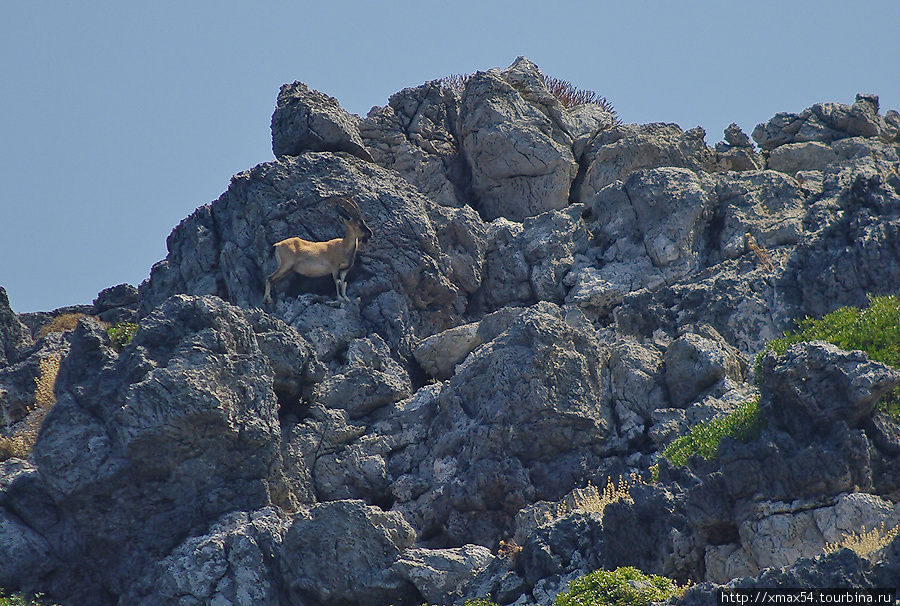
[279,500,418,606]
[664,327,745,407]
[123,508,290,606]
[413,321,481,380]
[314,334,411,418]
[91,283,139,324]
[577,123,713,201]
[428,203,488,299]
[752,94,893,151]
[459,58,578,221]
[778,170,900,321]
[27,296,319,600]
[271,81,373,161]
[758,342,900,437]
[361,81,466,207]
[768,141,839,175]
[392,545,495,604]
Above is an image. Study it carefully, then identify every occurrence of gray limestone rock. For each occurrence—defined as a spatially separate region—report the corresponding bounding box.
[271,81,374,162]
[759,342,900,437]
[27,296,319,600]
[392,545,495,604]
[768,141,839,175]
[413,321,481,380]
[361,81,466,207]
[123,508,290,606]
[577,123,714,202]
[459,59,578,221]
[664,327,746,408]
[92,283,139,325]
[279,500,418,606]
[314,334,411,419]
[752,94,894,151]
[0,287,31,367]
[139,152,461,360]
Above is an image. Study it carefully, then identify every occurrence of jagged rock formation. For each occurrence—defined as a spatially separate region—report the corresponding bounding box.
[2,58,900,605]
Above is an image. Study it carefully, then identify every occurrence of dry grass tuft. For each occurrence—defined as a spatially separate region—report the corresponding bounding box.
[497,538,523,563]
[36,313,87,339]
[822,521,900,559]
[527,474,640,531]
[0,354,61,461]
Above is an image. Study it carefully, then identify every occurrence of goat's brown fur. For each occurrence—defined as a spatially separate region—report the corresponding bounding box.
[263,196,372,305]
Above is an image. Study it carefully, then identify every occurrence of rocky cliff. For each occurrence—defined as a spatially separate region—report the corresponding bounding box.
[2,57,900,605]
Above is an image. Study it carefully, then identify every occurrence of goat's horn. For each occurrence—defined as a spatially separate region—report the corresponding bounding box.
[334,196,361,218]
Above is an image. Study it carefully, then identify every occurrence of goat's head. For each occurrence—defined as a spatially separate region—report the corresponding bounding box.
[332,196,373,244]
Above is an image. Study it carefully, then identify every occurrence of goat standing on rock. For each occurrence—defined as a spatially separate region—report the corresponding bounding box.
[263,195,373,306]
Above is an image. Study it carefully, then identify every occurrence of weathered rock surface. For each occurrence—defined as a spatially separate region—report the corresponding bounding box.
[577,123,714,202]
[361,81,466,207]
[138,152,461,360]
[271,81,374,162]
[759,341,900,437]
[753,94,897,151]
[11,296,320,601]
[459,58,579,221]
[279,500,418,606]
[92,283,139,324]
[0,287,31,367]
[4,61,900,606]
[123,507,291,606]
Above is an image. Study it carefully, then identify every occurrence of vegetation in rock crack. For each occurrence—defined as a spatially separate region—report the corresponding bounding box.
[661,398,763,468]
[755,294,900,419]
[823,521,900,559]
[440,72,618,118]
[542,74,617,116]
[553,566,685,606]
[107,321,138,349]
[0,591,59,606]
[36,312,87,339]
[0,354,61,461]
[527,475,638,530]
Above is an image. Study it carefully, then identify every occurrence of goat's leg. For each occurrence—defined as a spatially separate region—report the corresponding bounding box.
[339,269,351,302]
[331,271,345,304]
[264,265,293,305]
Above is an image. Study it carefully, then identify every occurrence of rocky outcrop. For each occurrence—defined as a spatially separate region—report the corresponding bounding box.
[4,59,900,606]
[91,283,139,324]
[360,81,466,207]
[753,94,899,151]
[5,296,321,601]
[138,153,462,359]
[459,58,580,221]
[271,81,374,162]
[0,287,30,367]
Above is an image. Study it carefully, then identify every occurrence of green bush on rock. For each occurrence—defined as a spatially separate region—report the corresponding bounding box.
[554,566,684,606]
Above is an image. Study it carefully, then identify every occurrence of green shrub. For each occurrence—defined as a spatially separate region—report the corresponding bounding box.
[755,294,900,418]
[107,322,138,348]
[661,398,763,468]
[554,566,684,606]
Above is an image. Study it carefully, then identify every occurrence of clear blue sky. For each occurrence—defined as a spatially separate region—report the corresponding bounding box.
[2,1,898,313]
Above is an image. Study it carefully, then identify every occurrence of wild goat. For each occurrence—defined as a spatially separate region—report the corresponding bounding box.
[263,196,373,305]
